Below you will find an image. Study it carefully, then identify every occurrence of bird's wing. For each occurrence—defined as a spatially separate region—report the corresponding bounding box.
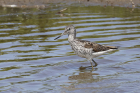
[77,39,118,52]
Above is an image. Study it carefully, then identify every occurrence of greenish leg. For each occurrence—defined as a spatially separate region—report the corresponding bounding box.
[92,59,98,67]
[90,60,94,70]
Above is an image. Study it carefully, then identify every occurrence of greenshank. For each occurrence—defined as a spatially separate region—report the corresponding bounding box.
[54,25,118,70]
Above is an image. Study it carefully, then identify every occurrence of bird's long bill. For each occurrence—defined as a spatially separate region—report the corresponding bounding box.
[54,35,62,40]
[54,30,67,40]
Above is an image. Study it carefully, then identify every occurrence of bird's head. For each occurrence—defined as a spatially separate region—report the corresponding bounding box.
[54,25,76,40]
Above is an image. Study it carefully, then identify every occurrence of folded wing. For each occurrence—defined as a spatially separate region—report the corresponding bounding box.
[83,41,118,52]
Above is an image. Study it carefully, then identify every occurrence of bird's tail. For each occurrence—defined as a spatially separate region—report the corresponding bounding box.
[106,46,120,49]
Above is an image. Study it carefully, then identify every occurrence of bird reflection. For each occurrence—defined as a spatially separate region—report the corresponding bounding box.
[69,72,99,80]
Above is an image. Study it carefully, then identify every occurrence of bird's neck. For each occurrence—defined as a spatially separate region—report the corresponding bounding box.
[68,33,76,41]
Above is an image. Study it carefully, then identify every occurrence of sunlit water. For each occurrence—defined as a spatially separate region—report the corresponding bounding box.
[0,5,140,93]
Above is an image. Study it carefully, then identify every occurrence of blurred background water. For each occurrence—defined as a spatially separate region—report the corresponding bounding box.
[0,4,140,93]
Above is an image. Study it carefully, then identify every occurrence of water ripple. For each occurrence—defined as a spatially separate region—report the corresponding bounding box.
[0,5,140,93]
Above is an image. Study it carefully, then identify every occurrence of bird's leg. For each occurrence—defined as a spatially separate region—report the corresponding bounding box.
[92,59,98,67]
[90,60,94,70]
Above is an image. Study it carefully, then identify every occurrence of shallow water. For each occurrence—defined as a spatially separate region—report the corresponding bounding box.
[0,5,140,93]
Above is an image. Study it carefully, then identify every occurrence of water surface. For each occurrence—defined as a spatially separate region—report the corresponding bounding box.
[0,5,140,93]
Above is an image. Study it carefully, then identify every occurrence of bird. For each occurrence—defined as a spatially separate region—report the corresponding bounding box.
[54,25,118,70]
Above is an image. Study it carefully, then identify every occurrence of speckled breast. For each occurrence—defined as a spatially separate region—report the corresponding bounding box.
[69,41,92,59]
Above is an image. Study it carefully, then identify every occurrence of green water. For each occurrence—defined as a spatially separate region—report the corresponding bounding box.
[0,5,140,93]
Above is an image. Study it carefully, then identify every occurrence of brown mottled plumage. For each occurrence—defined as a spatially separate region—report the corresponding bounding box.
[77,39,118,52]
